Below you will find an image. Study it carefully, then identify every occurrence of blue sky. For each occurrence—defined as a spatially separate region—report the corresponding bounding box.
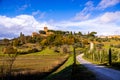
[0,0,120,39]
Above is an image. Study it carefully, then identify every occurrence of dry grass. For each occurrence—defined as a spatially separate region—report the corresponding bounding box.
[12,54,68,73]
[0,45,4,54]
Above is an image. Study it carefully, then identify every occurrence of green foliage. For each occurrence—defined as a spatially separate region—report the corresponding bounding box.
[78,31,83,36]
[39,30,46,34]
[82,39,89,45]
[54,46,59,53]
[40,39,48,46]
[3,46,17,54]
[112,44,120,48]
[35,47,61,55]
[84,49,107,64]
[25,36,35,43]
[48,30,66,34]
[97,38,110,42]
[28,48,39,53]
[54,34,62,46]
[46,34,55,45]
[13,39,20,47]
[19,32,26,45]
[96,43,104,49]
[84,38,120,65]
[3,38,9,46]
[61,45,70,54]
[89,32,97,37]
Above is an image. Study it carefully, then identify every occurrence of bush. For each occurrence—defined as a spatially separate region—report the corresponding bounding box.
[28,48,39,53]
[18,48,39,54]
[61,45,70,54]
[18,51,28,54]
[54,46,59,53]
[96,43,104,49]
[113,44,120,48]
[110,44,113,47]
[3,46,17,54]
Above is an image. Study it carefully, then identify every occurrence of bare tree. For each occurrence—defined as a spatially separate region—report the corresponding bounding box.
[1,46,18,76]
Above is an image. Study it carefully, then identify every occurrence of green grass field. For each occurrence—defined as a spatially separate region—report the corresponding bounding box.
[0,46,69,79]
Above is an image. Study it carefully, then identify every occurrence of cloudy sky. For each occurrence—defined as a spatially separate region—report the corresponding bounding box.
[0,0,120,39]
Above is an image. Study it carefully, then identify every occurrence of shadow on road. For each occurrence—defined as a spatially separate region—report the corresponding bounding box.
[44,64,96,80]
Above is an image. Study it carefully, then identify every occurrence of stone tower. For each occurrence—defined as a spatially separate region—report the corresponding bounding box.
[44,26,48,33]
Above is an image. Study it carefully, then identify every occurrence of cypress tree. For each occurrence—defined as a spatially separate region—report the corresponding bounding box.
[73,47,76,65]
[108,48,112,65]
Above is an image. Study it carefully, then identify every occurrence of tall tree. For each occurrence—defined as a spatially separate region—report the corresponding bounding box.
[19,32,26,45]
[13,39,20,47]
[39,30,46,34]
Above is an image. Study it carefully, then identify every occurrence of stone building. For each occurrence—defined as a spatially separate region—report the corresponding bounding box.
[32,26,53,37]
[32,32,39,37]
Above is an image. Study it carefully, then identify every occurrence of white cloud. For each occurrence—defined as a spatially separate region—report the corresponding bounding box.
[18,4,28,11]
[0,15,53,39]
[71,0,120,35]
[98,11,120,23]
[73,12,90,21]
[0,11,120,39]
[73,0,120,21]
[54,11,120,35]
[32,10,46,19]
[32,10,40,16]
[97,0,120,9]
[73,1,94,21]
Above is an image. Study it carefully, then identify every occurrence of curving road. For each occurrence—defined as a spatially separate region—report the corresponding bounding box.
[77,54,120,80]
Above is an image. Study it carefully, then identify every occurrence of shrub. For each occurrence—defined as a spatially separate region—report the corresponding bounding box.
[28,48,39,53]
[18,51,28,54]
[110,44,113,47]
[18,48,39,54]
[54,46,59,53]
[61,45,70,54]
[113,44,120,48]
[3,46,17,54]
[96,43,104,49]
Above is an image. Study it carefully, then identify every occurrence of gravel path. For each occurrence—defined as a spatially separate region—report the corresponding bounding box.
[77,54,120,80]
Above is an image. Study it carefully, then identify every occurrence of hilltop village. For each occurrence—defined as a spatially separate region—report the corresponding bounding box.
[32,26,54,37]
[31,26,120,39]
[1,25,120,46]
